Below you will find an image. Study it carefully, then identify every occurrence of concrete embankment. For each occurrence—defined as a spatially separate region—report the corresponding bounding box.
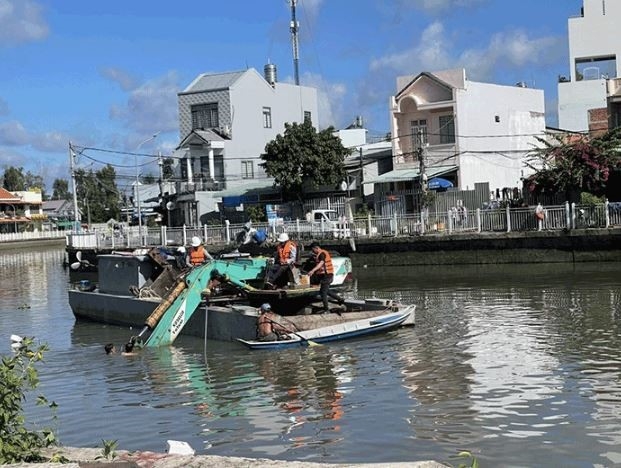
[0,237,65,251]
[317,228,621,267]
[7,447,448,468]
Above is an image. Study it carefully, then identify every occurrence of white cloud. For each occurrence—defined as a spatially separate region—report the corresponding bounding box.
[0,120,69,153]
[0,120,29,146]
[109,71,180,139]
[0,0,49,45]
[100,67,138,92]
[397,0,487,14]
[370,22,564,82]
[370,21,452,73]
[298,71,347,129]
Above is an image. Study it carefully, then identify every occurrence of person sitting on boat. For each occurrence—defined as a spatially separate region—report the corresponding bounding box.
[187,236,213,267]
[265,232,297,289]
[236,222,268,255]
[307,241,344,313]
[257,303,291,342]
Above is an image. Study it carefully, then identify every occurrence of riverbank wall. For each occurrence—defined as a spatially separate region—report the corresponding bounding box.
[0,237,65,252]
[317,228,621,267]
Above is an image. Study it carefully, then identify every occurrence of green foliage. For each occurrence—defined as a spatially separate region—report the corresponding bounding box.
[421,190,436,209]
[580,192,605,206]
[141,173,156,184]
[245,205,267,222]
[0,337,58,464]
[161,158,175,180]
[2,166,26,191]
[97,439,118,460]
[261,121,349,198]
[454,450,479,468]
[525,128,621,197]
[75,164,121,223]
[51,178,70,200]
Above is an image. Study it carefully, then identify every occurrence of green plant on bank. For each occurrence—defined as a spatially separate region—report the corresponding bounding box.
[580,192,605,206]
[0,337,59,464]
[97,439,118,460]
[453,450,479,468]
[245,204,267,223]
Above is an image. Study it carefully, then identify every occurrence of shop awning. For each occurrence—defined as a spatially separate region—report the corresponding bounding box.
[363,165,457,184]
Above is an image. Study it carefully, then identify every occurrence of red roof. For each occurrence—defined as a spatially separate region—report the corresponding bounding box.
[0,187,21,202]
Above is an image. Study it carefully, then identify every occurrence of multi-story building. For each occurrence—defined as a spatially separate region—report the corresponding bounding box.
[170,65,318,225]
[558,0,621,132]
[382,68,544,210]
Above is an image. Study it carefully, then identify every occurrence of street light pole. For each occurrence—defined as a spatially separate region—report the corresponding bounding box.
[134,132,159,246]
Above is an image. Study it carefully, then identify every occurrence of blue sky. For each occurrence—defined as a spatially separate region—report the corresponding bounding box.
[0,0,583,192]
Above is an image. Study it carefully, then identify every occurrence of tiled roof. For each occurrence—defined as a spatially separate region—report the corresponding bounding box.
[0,187,21,202]
[183,70,246,93]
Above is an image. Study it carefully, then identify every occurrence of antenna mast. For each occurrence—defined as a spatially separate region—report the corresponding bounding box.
[290,0,300,85]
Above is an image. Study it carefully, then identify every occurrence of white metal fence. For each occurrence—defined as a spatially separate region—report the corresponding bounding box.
[0,230,66,243]
[61,201,621,250]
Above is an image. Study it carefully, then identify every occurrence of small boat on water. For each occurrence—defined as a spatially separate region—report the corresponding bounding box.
[237,309,414,350]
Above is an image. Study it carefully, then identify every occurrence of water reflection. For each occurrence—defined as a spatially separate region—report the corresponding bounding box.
[4,248,621,465]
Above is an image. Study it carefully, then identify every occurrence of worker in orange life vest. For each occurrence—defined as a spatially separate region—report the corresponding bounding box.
[307,241,344,313]
[186,236,213,267]
[265,232,297,289]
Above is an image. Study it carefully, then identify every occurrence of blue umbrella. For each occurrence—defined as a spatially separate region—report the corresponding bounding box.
[427,177,454,190]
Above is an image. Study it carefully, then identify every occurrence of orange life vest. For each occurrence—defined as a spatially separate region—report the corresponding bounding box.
[313,247,334,275]
[189,245,206,266]
[277,240,296,265]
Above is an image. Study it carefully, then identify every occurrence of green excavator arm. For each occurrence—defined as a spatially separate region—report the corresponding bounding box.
[132,259,261,347]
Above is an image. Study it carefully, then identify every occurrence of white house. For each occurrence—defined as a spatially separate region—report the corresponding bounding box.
[170,65,318,225]
[558,0,621,132]
[381,68,544,200]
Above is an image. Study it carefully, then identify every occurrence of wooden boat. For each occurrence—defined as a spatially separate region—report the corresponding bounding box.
[236,308,414,350]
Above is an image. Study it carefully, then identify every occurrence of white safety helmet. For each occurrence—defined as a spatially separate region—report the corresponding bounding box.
[277,232,289,243]
[177,246,186,254]
[244,221,252,230]
[260,303,271,312]
[191,236,201,247]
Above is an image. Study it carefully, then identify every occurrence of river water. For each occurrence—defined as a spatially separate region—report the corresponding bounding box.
[1,247,621,467]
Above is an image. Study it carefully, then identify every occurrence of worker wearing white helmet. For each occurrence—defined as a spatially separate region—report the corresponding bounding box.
[265,232,297,289]
[186,236,213,267]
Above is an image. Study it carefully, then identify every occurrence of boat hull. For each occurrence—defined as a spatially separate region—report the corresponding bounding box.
[237,308,414,350]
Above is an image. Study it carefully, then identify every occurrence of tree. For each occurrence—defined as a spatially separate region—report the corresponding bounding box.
[141,173,156,184]
[2,166,26,191]
[51,179,70,200]
[261,121,349,198]
[75,164,121,223]
[25,171,45,199]
[525,128,621,201]
[161,158,175,180]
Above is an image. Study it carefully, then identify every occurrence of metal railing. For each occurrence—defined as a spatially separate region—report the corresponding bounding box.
[63,201,621,250]
[0,230,66,243]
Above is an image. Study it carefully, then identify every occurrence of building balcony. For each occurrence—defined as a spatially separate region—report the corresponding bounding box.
[176,178,227,194]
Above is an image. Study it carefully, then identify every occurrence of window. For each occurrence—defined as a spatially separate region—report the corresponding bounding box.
[575,55,617,80]
[241,160,254,179]
[410,119,427,147]
[262,107,272,128]
[191,103,219,130]
[304,111,312,123]
[438,115,455,144]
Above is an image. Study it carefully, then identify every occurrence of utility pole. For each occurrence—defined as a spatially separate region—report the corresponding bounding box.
[290,0,300,85]
[69,142,80,231]
[417,129,428,196]
[359,147,364,201]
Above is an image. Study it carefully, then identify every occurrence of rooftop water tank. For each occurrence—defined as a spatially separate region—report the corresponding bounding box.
[264,63,277,87]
